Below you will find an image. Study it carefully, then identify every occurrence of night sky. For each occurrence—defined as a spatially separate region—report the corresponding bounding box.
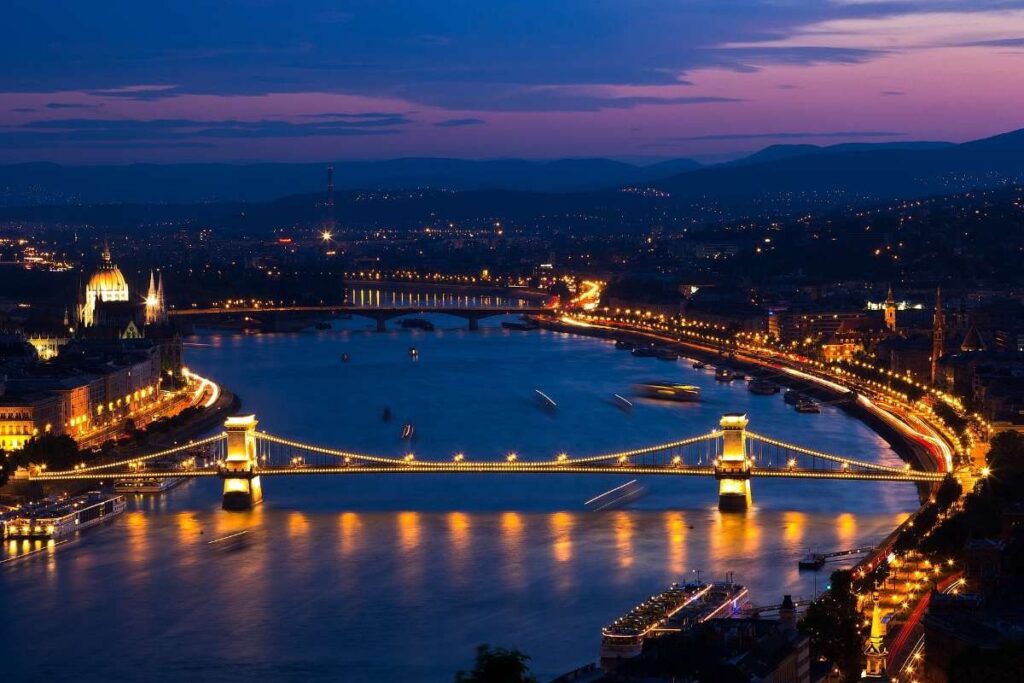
[2,0,1023,163]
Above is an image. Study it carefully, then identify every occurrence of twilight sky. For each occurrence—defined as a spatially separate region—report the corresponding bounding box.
[2,0,1023,163]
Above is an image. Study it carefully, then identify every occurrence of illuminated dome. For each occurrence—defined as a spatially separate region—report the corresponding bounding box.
[81,244,130,326]
[87,266,129,294]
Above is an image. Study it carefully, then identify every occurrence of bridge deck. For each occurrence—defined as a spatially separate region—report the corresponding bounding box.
[30,465,938,482]
[169,305,551,317]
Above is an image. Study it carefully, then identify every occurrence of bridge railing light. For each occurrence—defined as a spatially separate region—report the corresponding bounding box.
[557,453,568,464]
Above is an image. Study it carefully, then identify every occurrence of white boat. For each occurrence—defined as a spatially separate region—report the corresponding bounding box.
[114,477,185,494]
[3,493,126,539]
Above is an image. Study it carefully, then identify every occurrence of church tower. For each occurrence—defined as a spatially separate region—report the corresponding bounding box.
[863,594,889,680]
[931,287,944,384]
[884,286,897,333]
[145,270,168,325]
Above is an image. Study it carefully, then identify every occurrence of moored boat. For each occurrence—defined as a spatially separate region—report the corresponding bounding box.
[714,367,736,382]
[798,552,826,570]
[615,340,634,351]
[655,348,679,361]
[600,580,747,671]
[502,318,539,331]
[748,379,780,395]
[3,492,126,540]
[783,389,803,405]
[795,399,821,413]
[600,582,709,669]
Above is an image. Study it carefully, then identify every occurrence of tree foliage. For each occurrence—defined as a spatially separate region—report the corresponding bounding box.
[799,570,862,683]
[986,431,1024,498]
[455,645,537,683]
[16,434,81,471]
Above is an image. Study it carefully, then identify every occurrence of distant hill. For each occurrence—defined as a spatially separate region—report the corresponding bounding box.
[726,140,954,167]
[3,127,1023,219]
[658,129,1024,200]
[0,157,702,205]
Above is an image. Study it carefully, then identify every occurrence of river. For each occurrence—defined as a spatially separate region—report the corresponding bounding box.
[1,313,917,682]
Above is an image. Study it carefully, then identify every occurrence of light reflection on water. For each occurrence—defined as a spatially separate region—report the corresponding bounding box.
[1,319,919,682]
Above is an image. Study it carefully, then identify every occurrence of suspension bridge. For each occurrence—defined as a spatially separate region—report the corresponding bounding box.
[29,413,946,511]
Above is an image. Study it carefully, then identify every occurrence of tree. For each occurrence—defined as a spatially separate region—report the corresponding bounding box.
[548,281,571,301]
[455,645,537,683]
[1,450,13,487]
[986,431,1024,499]
[935,475,962,510]
[799,570,863,683]
[17,434,80,471]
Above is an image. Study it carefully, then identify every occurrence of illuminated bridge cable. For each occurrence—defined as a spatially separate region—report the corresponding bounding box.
[745,432,945,479]
[69,432,227,474]
[255,430,722,468]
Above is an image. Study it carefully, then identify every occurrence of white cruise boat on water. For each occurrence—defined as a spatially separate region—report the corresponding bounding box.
[3,493,126,540]
[599,580,748,671]
[114,477,186,494]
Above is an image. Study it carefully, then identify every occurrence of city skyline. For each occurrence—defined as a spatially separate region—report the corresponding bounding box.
[2,1,1024,163]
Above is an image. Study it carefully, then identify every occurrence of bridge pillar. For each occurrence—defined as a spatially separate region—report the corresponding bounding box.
[375,315,387,333]
[468,315,479,331]
[221,415,263,510]
[715,413,752,511]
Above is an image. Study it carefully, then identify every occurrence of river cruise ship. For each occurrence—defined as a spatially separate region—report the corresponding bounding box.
[599,581,748,670]
[114,477,186,494]
[3,493,126,540]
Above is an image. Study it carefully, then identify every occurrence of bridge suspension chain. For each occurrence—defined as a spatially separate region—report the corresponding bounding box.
[745,432,938,476]
[255,430,723,467]
[68,432,227,474]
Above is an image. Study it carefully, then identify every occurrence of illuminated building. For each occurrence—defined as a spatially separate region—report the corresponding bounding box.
[884,285,897,332]
[820,318,889,363]
[80,243,130,327]
[144,271,168,326]
[0,401,38,451]
[862,594,889,680]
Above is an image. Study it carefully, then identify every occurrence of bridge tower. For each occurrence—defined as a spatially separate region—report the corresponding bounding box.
[715,413,752,511]
[221,415,263,510]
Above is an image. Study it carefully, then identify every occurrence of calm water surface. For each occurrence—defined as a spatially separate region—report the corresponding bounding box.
[1,316,917,682]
